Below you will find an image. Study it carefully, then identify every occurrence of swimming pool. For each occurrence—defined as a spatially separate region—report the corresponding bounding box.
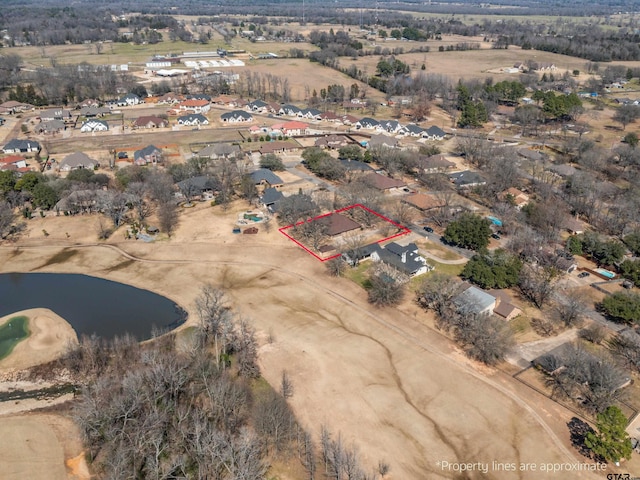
[487,216,503,227]
[595,268,616,279]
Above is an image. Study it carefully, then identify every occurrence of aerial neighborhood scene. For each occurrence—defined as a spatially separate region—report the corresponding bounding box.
[3,0,640,478]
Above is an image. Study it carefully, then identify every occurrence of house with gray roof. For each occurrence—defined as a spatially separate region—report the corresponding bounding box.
[453,285,497,316]
[250,168,283,187]
[379,119,403,134]
[116,93,141,107]
[247,99,269,112]
[279,104,301,116]
[79,105,110,118]
[260,187,284,210]
[221,110,253,123]
[3,139,40,154]
[355,117,380,130]
[35,120,65,134]
[402,123,425,137]
[340,159,373,172]
[368,134,399,149]
[134,145,163,166]
[449,170,486,188]
[299,108,322,120]
[59,152,98,172]
[425,126,446,140]
[40,108,72,122]
[372,242,431,277]
[196,143,241,159]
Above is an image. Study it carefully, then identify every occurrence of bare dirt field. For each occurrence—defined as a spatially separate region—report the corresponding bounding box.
[0,413,87,480]
[0,308,77,373]
[0,200,624,479]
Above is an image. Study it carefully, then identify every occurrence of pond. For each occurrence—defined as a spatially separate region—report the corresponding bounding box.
[0,273,186,341]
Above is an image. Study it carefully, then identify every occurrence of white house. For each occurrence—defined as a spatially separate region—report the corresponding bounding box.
[80,120,109,132]
[371,242,431,277]
[116,93,141,107]
[221,110,253,123]
[177,114,209,126]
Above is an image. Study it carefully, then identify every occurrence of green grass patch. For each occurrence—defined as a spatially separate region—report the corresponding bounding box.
[0,316,30,360]
[344,261,373,288]
[428,260,465,277]
[40,248,78,268]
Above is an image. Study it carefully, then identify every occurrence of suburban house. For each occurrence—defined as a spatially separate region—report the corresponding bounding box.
[259,141,300,155]
[500,187,530,209]
[453,285,497,316]
[40,108,72,122]
[175,99,211,114]
[80,119,109,133]
[340,159,373,172]
[77,98,100,108]
[493,300,522,321]
[316,213,362,236]
[371,242,431,277]
[79,106,110,117]
[0,155,28,172]
[260,187,284,211]
[133,116,168,129]
[364,172,406,192]
[35,120,66,134]
[402,124,425,137]
[319,111,340,122]
[278,120,309,136]
[449,170,487,188]
[315,134,349,149]
[221,110,253,123]
[368,134,399,149]
[250,168,283,188]
[196,143,241,159]
[177,113,209,126]
[278,104,301,116]
[133,145,163,166]
[3,139,40,154]
[418,154,456,174]
[402,193,446,212]
[340,114,360,126]
[379,119,403,134]
[355,117,380,130]
[157,92,183,104]
[299,108,322,120]
[247,99,269,113]
[176,175,216,198]
[0,101,33,115]
[424,126,446,140]
[565,217,586,235]
[59,152,98,171]
[116,93,141,107]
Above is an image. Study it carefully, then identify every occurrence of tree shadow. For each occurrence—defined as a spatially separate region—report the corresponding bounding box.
[567,416,595,459]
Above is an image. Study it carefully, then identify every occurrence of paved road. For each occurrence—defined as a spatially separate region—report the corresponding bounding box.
[409,225,474,260]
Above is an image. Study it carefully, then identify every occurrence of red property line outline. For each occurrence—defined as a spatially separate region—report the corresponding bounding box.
[279,203,411,262]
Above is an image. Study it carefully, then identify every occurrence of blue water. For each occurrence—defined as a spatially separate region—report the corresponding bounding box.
[0,273,186,340]
[487,216,503,227]
[595,269,616,279]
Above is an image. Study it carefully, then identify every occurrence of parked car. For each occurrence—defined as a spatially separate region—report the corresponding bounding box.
[577,272,590,278]
[424,226,434,233]
[491,233,501,240]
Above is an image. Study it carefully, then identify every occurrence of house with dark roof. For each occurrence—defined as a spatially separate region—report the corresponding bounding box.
[221,110,253,123]
[449,170,486,188]
[3,139,40,154]
[133,116,168,129]
[178,113,209,126]
[340,159,373,172]
[279,104,301,116]
[250,168,283,187]
[80,119,109,133]
[299,108,322,120]
[59,152,98,171]
[316,213,361,236]
[402,124,425,137]
[134,145,163,166]
[355,117,380,130]
[364,172,406,191]
[247,99,269,112]
[372,242,431,277]
[425,126,446,140]
[379,119,403,134]
[260,187,284,210]
[177,176,216,198]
